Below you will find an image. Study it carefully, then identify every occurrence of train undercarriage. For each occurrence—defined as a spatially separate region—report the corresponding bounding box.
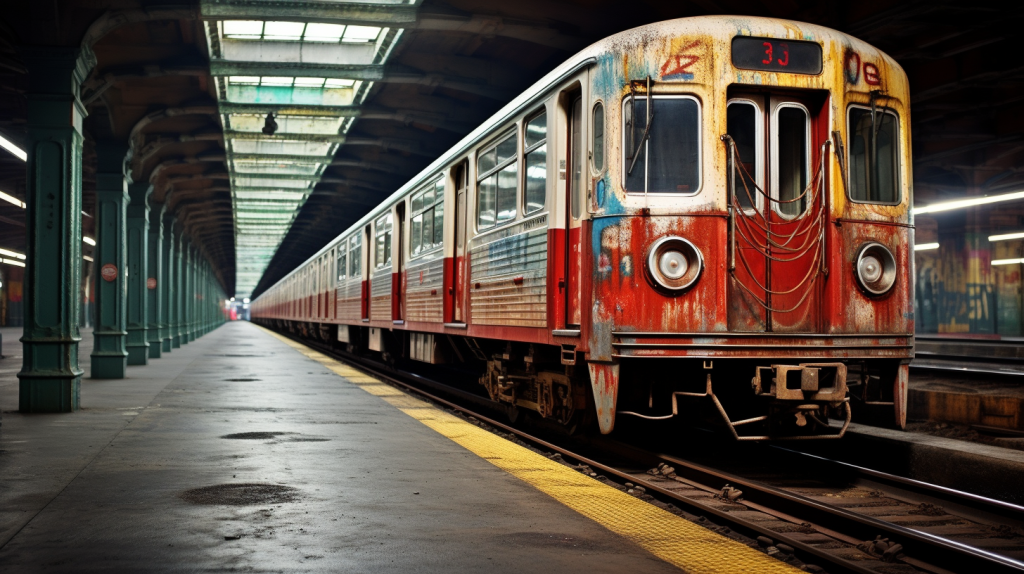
[258,319,905,440]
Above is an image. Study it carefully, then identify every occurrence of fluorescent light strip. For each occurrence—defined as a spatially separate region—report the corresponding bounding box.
[0,247,25,259]
[989,232,1024,242]
[915,190,1024,215]
[915,243,939,251]
[83,236,96,246]
[1,258,25,267]
[0,134,27,161]
[0,190,25,208]
[993,258,1024,266]
[83,255,94,262]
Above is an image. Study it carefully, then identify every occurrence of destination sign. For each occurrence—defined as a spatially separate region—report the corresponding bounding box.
[731,36,822,75]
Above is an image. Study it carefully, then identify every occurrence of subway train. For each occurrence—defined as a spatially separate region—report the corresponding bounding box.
[252,16,913,440]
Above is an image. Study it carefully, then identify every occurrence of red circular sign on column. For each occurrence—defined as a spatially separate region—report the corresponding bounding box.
[147,277,157,289]
[101,264,118,282]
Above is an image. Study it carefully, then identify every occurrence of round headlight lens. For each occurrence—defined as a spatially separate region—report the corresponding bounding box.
[855,243,897,296]
[858,255,882,284]
[659,250,688,280]
[646,236,703,293]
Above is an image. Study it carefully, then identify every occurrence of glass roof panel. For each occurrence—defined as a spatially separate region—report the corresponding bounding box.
[263,21,305,40]
[344,26,382,42]
[232,159,322,176]
[233,190,309,201]
[222,20,264,38]
[229,139,334,156]
[233,176,312,189]
[225,81,359,106]
[227,114,345,135]
[303,23,345,42]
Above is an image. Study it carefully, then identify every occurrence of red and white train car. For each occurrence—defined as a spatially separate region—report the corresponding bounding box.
[253,16,913,440]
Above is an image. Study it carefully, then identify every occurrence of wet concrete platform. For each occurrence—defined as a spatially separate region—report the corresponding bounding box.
[0,322,686,573]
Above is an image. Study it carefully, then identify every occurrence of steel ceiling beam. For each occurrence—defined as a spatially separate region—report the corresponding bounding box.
[199,0,417,27]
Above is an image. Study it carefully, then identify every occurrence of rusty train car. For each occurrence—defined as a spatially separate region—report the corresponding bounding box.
[252,16,913,440]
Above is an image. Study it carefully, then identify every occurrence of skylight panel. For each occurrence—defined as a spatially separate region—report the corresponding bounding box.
[228,76,261,85]
[293,77,327,87]
[324,78,356,88]
[343,26,382,42]
[260,76,295,86]
[222,20,264,38]
[263,21,305,40]
[303,23,345,42]
[230,139,335,156]
[226,114,343,135]
[234,190,309,201]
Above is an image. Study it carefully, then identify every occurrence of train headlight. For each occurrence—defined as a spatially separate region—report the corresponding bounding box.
[855,242,897,296]
[646,236,703,293]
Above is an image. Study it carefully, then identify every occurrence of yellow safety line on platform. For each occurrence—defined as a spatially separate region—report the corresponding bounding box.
[261,327,800,574]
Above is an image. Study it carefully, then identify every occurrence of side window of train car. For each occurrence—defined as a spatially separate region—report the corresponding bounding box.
[410,178,445,257]
[524,110,546,214]
[848,106,900,204]
[477,129,518,230]
[623,95,701,194]
[337,240,347,282]
[375,213,392,269]
[349,234,361,278]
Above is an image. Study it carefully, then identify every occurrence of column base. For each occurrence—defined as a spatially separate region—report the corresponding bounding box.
[127,344,149,365]
[162,337,172,352]
[90,353,127,379]
[172,334,181,348]
[148,342,162,359]
[187,331,196,342]
[180,333,189,345]
[19,375,81,412]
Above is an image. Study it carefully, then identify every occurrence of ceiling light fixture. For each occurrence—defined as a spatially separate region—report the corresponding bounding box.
[915,190,1024,215]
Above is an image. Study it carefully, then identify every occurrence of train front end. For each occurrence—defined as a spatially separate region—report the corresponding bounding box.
[585,18,913,439]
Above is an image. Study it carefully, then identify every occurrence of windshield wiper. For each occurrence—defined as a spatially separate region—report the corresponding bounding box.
[627,75,653,176]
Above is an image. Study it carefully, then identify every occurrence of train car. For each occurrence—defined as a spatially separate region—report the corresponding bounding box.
[252,16,913,440]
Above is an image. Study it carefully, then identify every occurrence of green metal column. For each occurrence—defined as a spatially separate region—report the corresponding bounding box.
[18,48,89,412]
[161,212,175,352]
[125,182,151,365]
[90,143,129,379]
[176,232,188,346]
[184,241,194,343]
[189,247,198,341]
[146,201,164,359]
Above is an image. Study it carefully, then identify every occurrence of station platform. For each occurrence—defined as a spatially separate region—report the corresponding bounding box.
[0,321,799,573]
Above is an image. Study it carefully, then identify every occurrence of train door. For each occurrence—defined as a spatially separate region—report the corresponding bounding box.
[565,94,584,327]
[726,93,827,332]
[362,225,371,320]
[394,203,405,322]
[451,162,468,323]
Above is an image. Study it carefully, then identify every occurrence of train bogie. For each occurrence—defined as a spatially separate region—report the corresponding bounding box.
[252,16,914,441]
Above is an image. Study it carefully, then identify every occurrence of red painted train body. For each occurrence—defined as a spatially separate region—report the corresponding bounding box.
[253,17,913,440]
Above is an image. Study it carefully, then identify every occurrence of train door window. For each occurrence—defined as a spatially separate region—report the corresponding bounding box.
[433,178,445,246]
[342,238,350,280]
[349,234,361,278]
[726,100,763,212]
[592,102,604,172]
[570,97,583,218]
[524,110,547,214]
[477,129,518,230]
[848,106,900,204]
[772,104,810,217]
[623,96,701,193]
[411,177,444,257]
[375,213,392,269]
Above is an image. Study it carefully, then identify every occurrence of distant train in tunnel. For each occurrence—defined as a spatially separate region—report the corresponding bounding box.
[252,16,913,440]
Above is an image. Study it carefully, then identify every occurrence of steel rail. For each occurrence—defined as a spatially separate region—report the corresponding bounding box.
[282,332,1024,574]
[773,446,1024,526]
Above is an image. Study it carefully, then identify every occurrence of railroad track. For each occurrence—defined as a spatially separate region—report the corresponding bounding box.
[286,332,1024,574]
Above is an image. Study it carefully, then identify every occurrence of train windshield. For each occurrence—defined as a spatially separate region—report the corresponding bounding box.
[623,96,700,194]
[848,107,900,204]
